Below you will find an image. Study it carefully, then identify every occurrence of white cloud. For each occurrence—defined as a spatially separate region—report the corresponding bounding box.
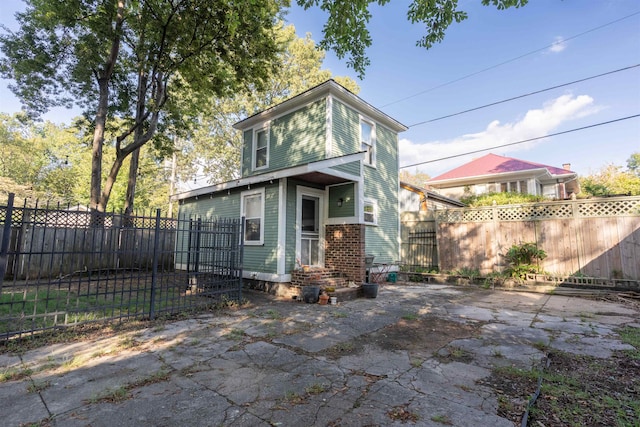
[399,94,599,177]
[548,36,567,53]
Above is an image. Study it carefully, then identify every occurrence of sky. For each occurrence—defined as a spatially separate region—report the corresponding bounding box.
[1,0,639,181]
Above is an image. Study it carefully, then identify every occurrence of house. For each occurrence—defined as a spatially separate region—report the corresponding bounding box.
[426,153,580,200]
[172,80,407,294]
[399,181,465,212]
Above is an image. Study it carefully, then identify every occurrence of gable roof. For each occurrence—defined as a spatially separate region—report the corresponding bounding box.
[400,181,465,207]
[428,153,576,184]
[232,79,408,133]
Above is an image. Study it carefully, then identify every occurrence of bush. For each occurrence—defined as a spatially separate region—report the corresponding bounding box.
[460,192,546,207]
[504,242,546,280]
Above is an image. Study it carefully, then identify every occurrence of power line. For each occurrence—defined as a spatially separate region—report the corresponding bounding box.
[408,64,640,128]
[383,10,640,108]
[399,114,640,169]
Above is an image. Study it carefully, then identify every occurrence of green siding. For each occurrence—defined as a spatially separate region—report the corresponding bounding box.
[331,100,359,157]
[329,161,360,177]
[363,124,399,264]
[242,100,327,178]
[241,130,252,176]
[177,183,281,274]
[328,183,355,218]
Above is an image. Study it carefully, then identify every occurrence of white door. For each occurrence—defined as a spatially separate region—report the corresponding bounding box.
[296,187,324,267]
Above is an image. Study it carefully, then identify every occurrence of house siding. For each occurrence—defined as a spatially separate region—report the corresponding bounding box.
[328,183,355,218]
[331,100,359,157]
[242,100,327,177]
[364,124,399,264]
[178,183,281,275]
[329,161,361,177]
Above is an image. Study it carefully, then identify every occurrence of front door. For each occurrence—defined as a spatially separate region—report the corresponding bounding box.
[297,187,324,267]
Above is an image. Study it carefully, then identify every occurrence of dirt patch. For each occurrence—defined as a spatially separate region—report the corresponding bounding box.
[484,350,640,426]
[323,316,480,359]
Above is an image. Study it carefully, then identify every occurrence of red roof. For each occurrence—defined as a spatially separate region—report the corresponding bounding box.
[428,153,575,183]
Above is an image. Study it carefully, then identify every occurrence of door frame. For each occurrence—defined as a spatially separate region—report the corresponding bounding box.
[295,185,326,267]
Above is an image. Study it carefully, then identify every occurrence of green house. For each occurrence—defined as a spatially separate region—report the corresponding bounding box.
[174,80,407,293]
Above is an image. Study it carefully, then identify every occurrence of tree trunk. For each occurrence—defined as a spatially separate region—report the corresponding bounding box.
[123,147,140,216]
[90,79,108,212]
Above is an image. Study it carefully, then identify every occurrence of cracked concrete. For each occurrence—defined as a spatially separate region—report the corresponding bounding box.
[1,283,638,427]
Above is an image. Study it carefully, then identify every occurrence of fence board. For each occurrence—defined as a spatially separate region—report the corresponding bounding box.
[429,196,640,280]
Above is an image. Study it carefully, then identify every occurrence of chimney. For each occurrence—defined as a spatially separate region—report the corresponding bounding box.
[562,163,571,171]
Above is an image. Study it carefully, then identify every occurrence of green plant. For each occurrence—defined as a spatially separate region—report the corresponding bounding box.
[503,242,547,280]
[453,267,480,279]
[430,414,452,425]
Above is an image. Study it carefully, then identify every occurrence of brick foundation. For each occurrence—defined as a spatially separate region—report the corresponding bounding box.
[324,224,366,283]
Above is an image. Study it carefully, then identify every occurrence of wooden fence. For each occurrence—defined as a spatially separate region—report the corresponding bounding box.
[434,196,640,280]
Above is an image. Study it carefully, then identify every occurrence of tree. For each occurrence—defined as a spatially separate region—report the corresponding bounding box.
[1,0,283,214]
[175,24,360,186]
[580,162,640,197]
[399,169,431,188]
[627,152,640,177]
[297,0,529,77]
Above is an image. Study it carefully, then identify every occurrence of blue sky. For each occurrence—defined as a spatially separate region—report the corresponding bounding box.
[286,0,640,178]
[1,0,639,179]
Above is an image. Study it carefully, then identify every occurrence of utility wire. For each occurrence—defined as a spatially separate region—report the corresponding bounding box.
[408,64,640,128]
[383,10,640,108]
[399,114,640,169]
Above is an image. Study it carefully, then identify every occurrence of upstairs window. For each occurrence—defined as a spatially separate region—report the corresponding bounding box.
[253,127,269,170]
[360,119,375,166]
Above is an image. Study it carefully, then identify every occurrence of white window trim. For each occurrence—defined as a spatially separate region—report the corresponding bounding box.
[241,187,265,245]
[363,197,378,226]
[360,117,376,168]
[252,124,270,171]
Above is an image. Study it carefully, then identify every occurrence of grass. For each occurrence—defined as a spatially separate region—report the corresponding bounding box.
[88,369,171,404]
[305,382,327,395]
[430,414,452,425]
[264,309,282,320]
[619,326,640,359]
[401,312,418,321]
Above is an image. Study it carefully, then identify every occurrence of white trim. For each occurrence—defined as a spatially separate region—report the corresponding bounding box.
[277,178,287,275]
[363,197,378,225]
[295,185,326,267]
[173,152,365,201]
[241,187,265,245]
[244,271,291,283]
[325,216,359,225]
[359,116,376,168]
[233,80,408,133]
[325,96,333,158]
[252,124,270,171]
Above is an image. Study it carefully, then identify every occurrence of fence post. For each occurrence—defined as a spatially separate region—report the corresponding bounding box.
[149,208,162,320]
[0,193,15,291]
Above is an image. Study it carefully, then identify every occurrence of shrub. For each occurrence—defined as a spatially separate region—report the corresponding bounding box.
[504,242,546,280]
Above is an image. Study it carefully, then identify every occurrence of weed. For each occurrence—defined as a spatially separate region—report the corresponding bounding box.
[401,312,418,321]
[27,380,51,393]
[283,391,305,404]
[532,341,549,352]
[492,348,504,358]
[503,242,546,281]
[410,358,423,368]
[264,309,282,320]
[619,326,640,359]
[453,267,480,280]
[430,414,452,425]
[90,386,129,403]
[0,366,32,382]
[118,336,139,349]
[332,311,348,318]
[305,382,327,395]
[224,328,246,340]
[387,404,420,423]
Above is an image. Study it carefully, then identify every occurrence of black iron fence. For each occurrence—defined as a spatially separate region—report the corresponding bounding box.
[0,193,243,340]
[401,230,438,271]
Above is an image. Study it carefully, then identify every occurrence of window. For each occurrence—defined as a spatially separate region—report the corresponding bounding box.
[253,127,268,170]
[360,119,375,166]
[363,198,377,225]
[241,188,264,245]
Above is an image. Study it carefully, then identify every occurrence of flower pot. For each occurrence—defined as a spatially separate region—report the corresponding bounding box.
[330,296,337,305]
[362,283,379,298]
[318,294,330,305]
[302,286,320,304]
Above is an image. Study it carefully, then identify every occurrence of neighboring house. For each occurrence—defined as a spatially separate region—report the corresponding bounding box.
[399,181,465,211]
[172,80,407,289]
[426,153,580,200]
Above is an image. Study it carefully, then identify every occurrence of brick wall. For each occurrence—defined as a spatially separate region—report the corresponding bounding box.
[325,224,366,283]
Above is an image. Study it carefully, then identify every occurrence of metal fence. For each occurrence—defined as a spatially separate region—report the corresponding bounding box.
[401,230,438,271]
[0,193,244,340]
